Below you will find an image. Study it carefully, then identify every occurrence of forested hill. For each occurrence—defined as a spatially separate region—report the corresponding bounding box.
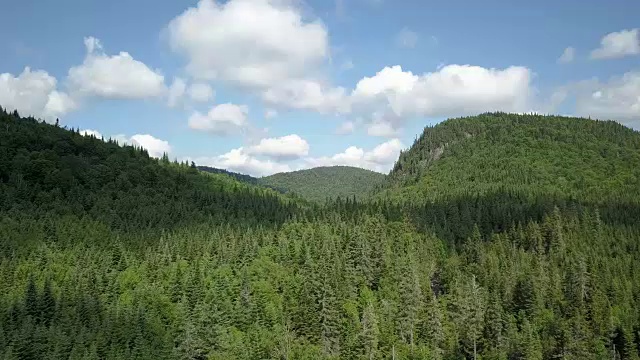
[260,166,386,202]
[196,165,260,186]
[197,165,289,194]
[382,112,640,203]
[0,108,298,249]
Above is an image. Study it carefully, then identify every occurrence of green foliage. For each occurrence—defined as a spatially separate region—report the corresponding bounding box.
[0,108,299,254]
[2,109,640,359]
[260,166,386,203]
[383,112,640,203]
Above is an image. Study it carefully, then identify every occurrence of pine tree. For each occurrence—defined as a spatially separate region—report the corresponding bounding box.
[39,278,56,325]
[397,256,422,354]
[24,276,39,320]
[424,293,444,359]
[361,301,380,360]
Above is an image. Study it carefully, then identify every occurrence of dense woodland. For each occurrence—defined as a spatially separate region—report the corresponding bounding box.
[260,166,386,203]
[2,108,640,359]
[383,112,640,203]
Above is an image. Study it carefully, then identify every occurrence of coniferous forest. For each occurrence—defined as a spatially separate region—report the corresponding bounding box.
[2,108,640,359]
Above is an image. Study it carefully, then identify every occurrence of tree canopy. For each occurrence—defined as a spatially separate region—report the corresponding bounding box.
[2,108,640,359]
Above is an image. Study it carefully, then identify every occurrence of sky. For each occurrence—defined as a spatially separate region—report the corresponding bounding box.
[1,0,639,176]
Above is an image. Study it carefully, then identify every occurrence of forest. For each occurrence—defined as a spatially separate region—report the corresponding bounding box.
[260,166,386,203]
[1,108,640,359]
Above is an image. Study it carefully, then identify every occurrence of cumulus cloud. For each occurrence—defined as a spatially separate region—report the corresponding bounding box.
[188,83,214,102]
[590,28,640,60]
[247,134,309,160]
[351,64,532,132]
[305,138,404,173]
[335,121,356,135]
[191,148,292,177]
[79,129,103,138]
[167,0,328,89]
[68,37,166,99]
[558,47,575,64]
[188,103,249,135]
[167,77,187,107]
[396,27,418,48]
[79,130,171,158]
[573,71,640,125]
[129,134,172,158]
[263,79,350,114]
[0,67,76,121]
[364,138,404,165]
[367,119,398,137]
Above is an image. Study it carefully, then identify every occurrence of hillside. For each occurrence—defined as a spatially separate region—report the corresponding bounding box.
[196,165,261,186]
[197,165,289,194]
[0,108,297,253]
[383,112,640,203]
[260,166,386,202]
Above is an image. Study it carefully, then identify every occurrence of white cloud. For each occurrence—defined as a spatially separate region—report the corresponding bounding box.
[305,138,404,173]
[351,64,532,128]
[111,134,130,145]
[364,138,404,165]
[192,147,291,176]
[367,119,398,137]
[247,134,309,160]
[263,79,350,114]
[558,47,575,64]
[129,134,172,158]
[79,130,171,158]
[79,129,103,138]
[188,103,249,135]
[590,28,640,60]
[167,0,328,89]
[396,27,418,49]
[353,65,418,97]
[335,121,355,135]
[188,83,214,102]
[0,67,76,121]
[574,71,640,124]
[68,37,166,99]
[167,77,187,107]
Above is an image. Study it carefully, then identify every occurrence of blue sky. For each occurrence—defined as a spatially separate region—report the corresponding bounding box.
[2,0,639,176]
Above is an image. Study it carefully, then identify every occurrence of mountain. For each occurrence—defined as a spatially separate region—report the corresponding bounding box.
[382,112,640,203]
[259,165,386,202]
[197,165,289,194]
[0,108,297,253]
[196,165,261,185]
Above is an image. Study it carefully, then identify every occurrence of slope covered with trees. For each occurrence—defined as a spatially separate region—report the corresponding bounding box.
[260,166,386,203]
[0,108,298,253]
[2,109,640,359]
[382,112,640,203]
[196,165,261,186]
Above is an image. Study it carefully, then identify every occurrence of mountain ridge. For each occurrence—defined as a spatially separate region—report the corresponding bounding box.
[381,112,640,203]
[259,165,386,202]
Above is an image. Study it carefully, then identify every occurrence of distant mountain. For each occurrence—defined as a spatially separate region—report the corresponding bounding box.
[196,166,260,185]
[260,166,386,202]
[381,112,640,204]
[197,165,289,194]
